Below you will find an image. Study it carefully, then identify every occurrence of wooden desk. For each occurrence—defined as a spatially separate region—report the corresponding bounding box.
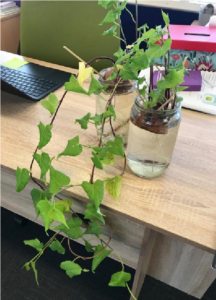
[1,51,216,299]
[0,12,20,54]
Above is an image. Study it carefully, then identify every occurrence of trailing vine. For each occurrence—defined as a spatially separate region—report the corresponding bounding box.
[15,1,188,299]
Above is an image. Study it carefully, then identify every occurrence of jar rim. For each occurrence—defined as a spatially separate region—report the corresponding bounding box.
[134,96,181,115]
[98,68,136,87]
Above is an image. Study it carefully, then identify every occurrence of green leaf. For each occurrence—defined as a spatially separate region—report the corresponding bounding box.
[141,28,156,40]
[109,271,131,287]
[99,10,117,25]
[107,136,124,158]
[114,0,127,14]
[23,262,31,271]
[145,38,172,60]
[57,136,83,159]
[137,23,149,32]
[92,245,112,272]
[102,24,118,36]
[84,203,105,224]
[90,114,104,126]
[84,239,95,252]
[49,239,65,254]
[37,200,68,231]
[157,69,185,89]
[139,85,147,98]
[55,199,73,213]
[30,189,51,216]
[98,1,117,9]
[162,10,170,26]
[41,93,59,116]
[92,147,110,160]
[49,166,70,195]
[85,221,102,236]
[81,180,104,209]
[53,217,83,239]
[65,75,89,95]
[88,73,107,95]
[31,261,39,285]
[114,47,124,58]
[60,261,82,278]
[75,113,91,130]
[91,152,103,170]
[177,86,188,92]
[15,167,30,192]
[129,53,149,71]
[120,63,138,80]
[24,238,44,252]
[38,122,52,150]
[105,176,121,202]
[100,151,115,166]
[107,105,116,120]
[33,152,51,181]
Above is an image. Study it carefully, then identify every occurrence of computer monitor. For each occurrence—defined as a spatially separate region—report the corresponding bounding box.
[128,0,216,12]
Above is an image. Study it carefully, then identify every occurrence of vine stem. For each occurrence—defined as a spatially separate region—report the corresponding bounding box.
[126,283,138,300]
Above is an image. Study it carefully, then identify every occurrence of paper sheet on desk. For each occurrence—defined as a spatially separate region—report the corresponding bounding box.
[139,69,216,116]
[178,72,216,115]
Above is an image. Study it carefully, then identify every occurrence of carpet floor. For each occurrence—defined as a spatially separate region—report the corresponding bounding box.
[1,207,215,300]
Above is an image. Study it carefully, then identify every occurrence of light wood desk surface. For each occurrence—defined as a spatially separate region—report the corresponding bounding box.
[1,51,216,256]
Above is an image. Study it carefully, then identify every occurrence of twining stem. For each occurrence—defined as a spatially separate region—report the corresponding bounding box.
[113,35,127,45]
[135,0,138,40]
[125,7,136,24]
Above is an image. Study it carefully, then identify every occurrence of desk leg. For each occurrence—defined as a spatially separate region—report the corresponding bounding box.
[130,228,157,300]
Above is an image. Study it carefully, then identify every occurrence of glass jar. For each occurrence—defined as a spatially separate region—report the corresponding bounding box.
[126,97,181,178]
[96,69,136,145]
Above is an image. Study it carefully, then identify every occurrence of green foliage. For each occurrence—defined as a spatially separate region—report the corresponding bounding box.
[49,166,70,195]
[102,25,118,36]
[24,239,44,252]
[92,245,112,272]
[49,239,65,254]
[81,180,104,209]
[84,239,95,252]
[100,151,115,165]
[98,0,117,9]
[30,189,51,216]
[157,69,185,89]
[145,38,172,60]
[38,122,52,150]
[114,0,127,14]
[177,86,188,92]
[33,152,51,182]
[75,113,91,130]
[84,203,105,224]
[55,199,73,213]
[57,136,82,159]
[60,261,82,278]
[107,136,124,158]
[91,152,103,170]
[120,63,138,80]
[105,176,121,202]
[114,47,124,58]
[99,10,117,25]
[88,73,108,95]
[31,261,39,285]
[41,93,59,116]
[85,221,102,236]
[15,167,30,192]
[162,10,170,27]
[65,75,89,95]
[53,217,83,239]
[109,271,131,287]
[37,199,68,231]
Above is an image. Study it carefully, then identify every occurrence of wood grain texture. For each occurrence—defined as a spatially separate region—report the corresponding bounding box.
[1,51,216,255]
[1,14,20,54]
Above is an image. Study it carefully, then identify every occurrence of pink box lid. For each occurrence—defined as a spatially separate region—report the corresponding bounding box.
[164,25,216,52]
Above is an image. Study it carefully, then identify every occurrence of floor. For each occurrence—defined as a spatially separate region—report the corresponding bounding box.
[1,207,216,300]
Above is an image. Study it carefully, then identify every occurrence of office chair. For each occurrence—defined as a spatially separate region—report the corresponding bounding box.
[20,1,120,71]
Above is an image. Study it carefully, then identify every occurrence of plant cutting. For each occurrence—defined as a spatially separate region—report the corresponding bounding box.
[15,1,187,299]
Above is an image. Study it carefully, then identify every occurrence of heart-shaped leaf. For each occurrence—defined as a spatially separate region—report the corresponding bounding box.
[107,136,124,158]
[24,238,44,252]
[33,152,51,181]
[53,217,83,239]
[105,176,122,202]
[49,239,65,255]
[81,180,104,209]
[30,189,51,216]
[75,113,91,130]
[15,167,30,192]
[41,93,59,116]
[49,166,70,195]
[65,75,89,95]
[109,271,131,287]
[38,122,52,150]
[92,245,112,272]
[57,136,82,159]
[84,203,105,224]
[60,261,82,278]
[85,221,102,236]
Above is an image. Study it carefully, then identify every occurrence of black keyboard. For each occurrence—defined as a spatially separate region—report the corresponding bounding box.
[1,65,68,101]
